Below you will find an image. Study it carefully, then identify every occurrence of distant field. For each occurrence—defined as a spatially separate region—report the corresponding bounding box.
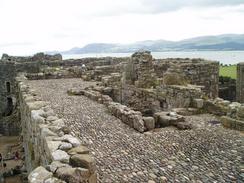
[219,65,237,79]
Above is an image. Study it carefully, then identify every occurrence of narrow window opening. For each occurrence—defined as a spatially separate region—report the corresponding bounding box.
[6,82,11,93]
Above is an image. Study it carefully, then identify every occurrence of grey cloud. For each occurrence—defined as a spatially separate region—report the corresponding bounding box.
[95,0,244,16]
[141,0,244,13]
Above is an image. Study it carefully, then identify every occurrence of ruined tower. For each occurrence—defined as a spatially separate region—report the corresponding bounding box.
[124,50,157,88]
[0,55,18,135]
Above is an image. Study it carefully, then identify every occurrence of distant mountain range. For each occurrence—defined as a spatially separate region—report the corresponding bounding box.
[50,34,244,54]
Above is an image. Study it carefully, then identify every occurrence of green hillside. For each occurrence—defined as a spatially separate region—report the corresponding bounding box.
[219,65,237,79]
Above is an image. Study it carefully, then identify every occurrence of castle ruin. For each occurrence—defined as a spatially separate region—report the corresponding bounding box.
[0,51,243,182]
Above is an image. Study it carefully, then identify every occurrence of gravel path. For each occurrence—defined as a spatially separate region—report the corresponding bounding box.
[27,78,244,183]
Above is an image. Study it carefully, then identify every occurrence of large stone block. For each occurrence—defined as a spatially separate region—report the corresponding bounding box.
[31,110,45,124]
[28,166,53,183]
[143,117,155,131]
[154,111,185,127]
[192,99,204,109]
[54,134,81,147]
[132,115,145,133]
[47,161,71,173]
[51,150,70,163]
[55,167,81,183]
[68,146,90,155]
[70,154,96,173]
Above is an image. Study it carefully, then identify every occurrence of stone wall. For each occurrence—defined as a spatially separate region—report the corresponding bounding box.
[105,51,205,115]
[0,62,16,117]
[124,51,157,88]
[68,87,194,132]
[0,53,62,135]
[0,61,19,135]
[202,97,244,131]
[237,62,244,103]
[17,75,97,183]
[219,76,236,102]
[117,84,203,115]
[154,58,219,98]
[1,52,62,62]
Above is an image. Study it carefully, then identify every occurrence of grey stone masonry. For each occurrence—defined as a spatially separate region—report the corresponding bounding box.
[237,62,244,103]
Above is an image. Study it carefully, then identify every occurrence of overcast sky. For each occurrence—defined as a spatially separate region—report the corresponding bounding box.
[0,0,244,55]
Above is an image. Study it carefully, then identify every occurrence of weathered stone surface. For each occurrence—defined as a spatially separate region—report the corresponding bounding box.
[172,108,199,116]
[237,63,244,103]
[107,102,146,132]
[55,167,79,183]
[76,168,91,179]
[56,167,91,183]
[59,142,73,151]
[28,166,53,183]
[47,141,62,153]
[47,116,59,122]
[163,72,187,86]
[28,101,47,110]
[32,109,45,117]
[88,173,97,183]
[132,115,145,133]
[51,150,70,163]
[143,117,155,131]
[175,122,192,130]
[68,146,90,155]
[203,100,227,116]
[102,87,113,95]
[67,88,85,96]
[43,108,56,118]
[60,126,71,134]
[44,177,66,183]
[237,106,244,119]
[193,99,204,109]
[47,161,71,173]
[41,128,57,137]
[31,110,45,124]
[221,116,244,131]
[154,111,185,127]
[54,134,81,147]
[70,154,96,173]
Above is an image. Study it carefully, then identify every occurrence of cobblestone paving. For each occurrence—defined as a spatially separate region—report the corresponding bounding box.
[27,79,244,183]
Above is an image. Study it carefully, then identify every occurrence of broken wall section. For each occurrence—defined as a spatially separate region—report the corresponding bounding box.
[116,51,206,114]
[154,58,219,98]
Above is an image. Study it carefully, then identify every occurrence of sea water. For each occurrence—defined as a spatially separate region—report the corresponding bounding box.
[63,51,244,65]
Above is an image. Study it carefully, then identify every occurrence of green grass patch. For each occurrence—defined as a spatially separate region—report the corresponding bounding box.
[219,65,237,79]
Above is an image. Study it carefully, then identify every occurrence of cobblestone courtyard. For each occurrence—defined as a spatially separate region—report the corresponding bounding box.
[27,79,244,183]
